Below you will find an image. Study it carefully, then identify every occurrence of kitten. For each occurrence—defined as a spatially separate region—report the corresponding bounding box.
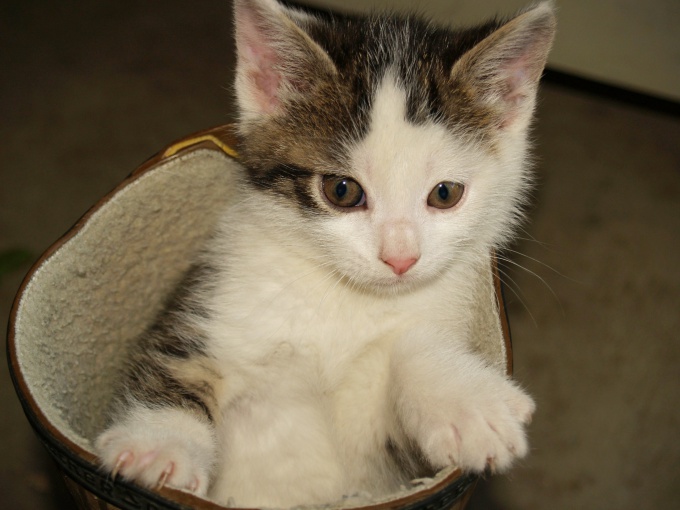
[95,0,555,507]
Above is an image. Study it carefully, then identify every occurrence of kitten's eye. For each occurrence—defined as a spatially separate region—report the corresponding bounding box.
[427,182,465,209]
[322,176,366,209]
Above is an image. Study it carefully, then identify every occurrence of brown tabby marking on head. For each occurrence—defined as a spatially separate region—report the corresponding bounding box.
[236,4,554,214]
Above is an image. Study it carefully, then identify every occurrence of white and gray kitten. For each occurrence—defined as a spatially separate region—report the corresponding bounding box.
[95,0,555,507]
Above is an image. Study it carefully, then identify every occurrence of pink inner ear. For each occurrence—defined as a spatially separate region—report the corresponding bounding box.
[236,5,285,115]
[245,43,283,113]
[505,58,530,99]
[497,53,535,129]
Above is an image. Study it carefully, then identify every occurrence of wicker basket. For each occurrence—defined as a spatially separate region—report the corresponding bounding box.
[7,125,513,510]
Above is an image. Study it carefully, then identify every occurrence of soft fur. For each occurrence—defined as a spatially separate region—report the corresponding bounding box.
[95,0,555,507]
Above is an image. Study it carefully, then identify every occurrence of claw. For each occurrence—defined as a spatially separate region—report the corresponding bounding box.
[487,456,497,473]
[111,451,133,479]
[188,477,200,493]
[156,462,174,490]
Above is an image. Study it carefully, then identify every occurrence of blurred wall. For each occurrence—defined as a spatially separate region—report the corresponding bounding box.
[306,0,680,102]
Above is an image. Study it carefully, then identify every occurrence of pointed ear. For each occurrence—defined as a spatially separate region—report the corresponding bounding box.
[233,0,337,122]
[451,2,556,133]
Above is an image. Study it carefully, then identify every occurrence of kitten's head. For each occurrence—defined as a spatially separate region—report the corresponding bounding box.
[232,0,555,292]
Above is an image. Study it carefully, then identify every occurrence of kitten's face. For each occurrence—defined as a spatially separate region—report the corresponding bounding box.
[233,0,554,292]
[308,76,514,291]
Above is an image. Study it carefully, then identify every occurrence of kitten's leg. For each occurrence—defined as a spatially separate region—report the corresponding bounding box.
[95,275,222,495]
[389,329,535,474]
[96,402,217,495]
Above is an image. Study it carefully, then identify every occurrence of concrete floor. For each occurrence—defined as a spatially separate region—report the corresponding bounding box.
[2,1,679,509]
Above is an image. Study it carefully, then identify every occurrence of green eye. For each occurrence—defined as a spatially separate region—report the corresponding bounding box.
[322,176,366,208]
[427,181,465,209]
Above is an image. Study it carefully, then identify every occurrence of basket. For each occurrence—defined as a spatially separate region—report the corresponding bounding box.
[7,125,514,510]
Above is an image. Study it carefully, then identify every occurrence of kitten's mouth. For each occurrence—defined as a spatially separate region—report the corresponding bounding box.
[336,270,418,295]
[370,271,425,294]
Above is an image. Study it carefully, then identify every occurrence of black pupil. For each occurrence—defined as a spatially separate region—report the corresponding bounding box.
[336,181,348,198]
[438,184,449,201]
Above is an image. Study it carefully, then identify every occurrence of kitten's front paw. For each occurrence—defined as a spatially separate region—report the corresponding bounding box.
[95,407,216,495]
[417,378,535,473]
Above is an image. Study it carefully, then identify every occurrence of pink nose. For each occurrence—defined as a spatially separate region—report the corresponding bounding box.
[383,257,418,275]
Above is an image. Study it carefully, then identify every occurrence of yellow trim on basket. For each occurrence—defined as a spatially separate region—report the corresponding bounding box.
[162,134,238,159]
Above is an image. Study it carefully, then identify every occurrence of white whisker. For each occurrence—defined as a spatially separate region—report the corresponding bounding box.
[495,265,538,328]
[502,247,582,285]
[497,254,564,314]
